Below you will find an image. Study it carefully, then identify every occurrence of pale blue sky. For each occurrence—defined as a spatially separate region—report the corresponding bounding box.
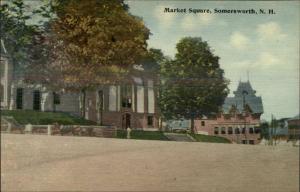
[126,1,299,121]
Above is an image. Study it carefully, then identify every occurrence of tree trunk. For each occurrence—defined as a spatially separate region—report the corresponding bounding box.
[190,117,195,134]
[159,117,162,131]
[52,92,56,112]
[81,89,86,118]
[99,90,103,126]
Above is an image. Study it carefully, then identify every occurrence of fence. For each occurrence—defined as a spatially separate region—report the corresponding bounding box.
[1,116,117,138]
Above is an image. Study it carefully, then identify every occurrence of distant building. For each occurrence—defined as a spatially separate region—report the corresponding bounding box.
[268,118,289,139]
[165,119,190,131]
[287,114,300,140]
[195,81,264,144]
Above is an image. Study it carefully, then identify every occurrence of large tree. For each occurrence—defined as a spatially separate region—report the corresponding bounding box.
[26,0,150,116]
[159,37,229,133]
[141,48,167,72]
[0,0,37,70]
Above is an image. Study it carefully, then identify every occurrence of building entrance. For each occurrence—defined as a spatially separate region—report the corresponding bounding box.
[122,113,131,129]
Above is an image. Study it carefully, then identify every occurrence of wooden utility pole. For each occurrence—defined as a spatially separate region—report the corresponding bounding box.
[242,90,248,144]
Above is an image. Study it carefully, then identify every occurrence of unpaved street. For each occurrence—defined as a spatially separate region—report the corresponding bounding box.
[1,134,299,192]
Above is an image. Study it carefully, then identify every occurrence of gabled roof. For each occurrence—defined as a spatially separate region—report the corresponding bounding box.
[223,96,264,114]
[233,81,256,97]
[223,81,264,114]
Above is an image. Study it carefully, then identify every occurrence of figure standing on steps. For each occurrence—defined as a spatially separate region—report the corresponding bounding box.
[127,127,131,139]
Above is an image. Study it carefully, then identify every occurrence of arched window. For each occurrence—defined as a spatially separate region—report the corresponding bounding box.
[235,128,240,134]
[249,127,254,134]
[214,127,219,134]
[221,127,226,134]
[242,127,246,134]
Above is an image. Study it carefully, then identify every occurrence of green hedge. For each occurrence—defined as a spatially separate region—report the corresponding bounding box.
[190,133,231,143]
[117,130,169,141]
[1,110,96,125]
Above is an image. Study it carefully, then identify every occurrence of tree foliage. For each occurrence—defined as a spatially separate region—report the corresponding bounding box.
[0,0,37,69]
[159,37,229,132]
[259,121,270,139]
[141,48,167,73]
[27,0,150,90]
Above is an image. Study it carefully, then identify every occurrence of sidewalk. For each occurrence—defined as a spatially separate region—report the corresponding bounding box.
[164,133,195,142]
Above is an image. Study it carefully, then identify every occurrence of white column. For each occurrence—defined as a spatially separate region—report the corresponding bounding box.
[109,86,117,111]
[9,84,15,110]
[147,80,154,114]
[137,85,144,113]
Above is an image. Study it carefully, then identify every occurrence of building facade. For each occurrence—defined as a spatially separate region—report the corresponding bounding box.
[1,40,159,130]
[83,71,159,130]
[268,118,289,140]
[195,81,264,144]
[287,115,300,140]
[0,40,81,115]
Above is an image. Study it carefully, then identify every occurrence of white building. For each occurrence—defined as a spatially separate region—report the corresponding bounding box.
[0,39,80,115]
[1,40,158,129]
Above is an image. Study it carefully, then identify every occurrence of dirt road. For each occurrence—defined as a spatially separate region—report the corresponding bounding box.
[1,134,299,192]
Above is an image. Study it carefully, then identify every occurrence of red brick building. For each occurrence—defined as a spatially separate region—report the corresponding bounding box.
[195,81,263,144]
[287,115,300,140]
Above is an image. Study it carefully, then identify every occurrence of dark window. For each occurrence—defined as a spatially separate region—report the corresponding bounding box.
[242,140,248,144]
[228,127,233,134]
[121,85,132,108]
[255,127,260,134]
[242,128,246,134]
[0,84,3,102]
[235,128,240,134]
[214,127,219,134]
[98,91,103,108]
[221,127,226,134]
[201,121,205,126]
[53,92,60,105]
[33,90,41,111]
[249,140,255,145]
[16,88,23,109]
[148,116,153,127]
[122,98,132,108]
[249,127,254,134]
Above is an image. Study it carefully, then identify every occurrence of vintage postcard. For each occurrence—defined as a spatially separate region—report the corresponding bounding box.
[1,0,299,191]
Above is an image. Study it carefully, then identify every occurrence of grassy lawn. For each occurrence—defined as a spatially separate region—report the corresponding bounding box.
[1,110,96,125]
[190,133,231,144]
[117,130,169,141]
